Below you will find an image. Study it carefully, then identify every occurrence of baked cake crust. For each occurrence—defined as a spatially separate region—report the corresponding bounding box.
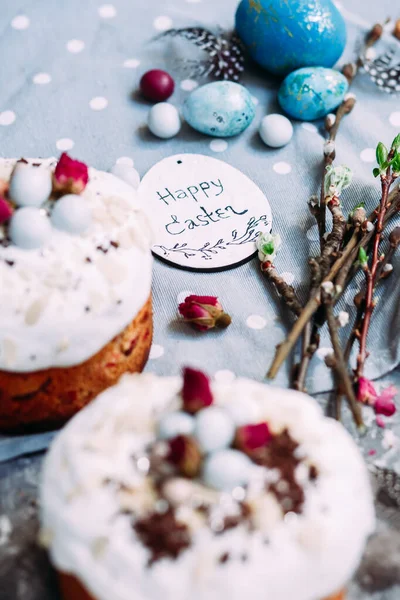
[0,296,152,432]
[57,572,345,600]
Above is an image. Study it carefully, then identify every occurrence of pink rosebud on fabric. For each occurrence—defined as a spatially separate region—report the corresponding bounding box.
[178,295,231,331]
[0,196,13,224]
[182,367,213,414]
[236,422,272,453]
[374,386,397,417]
[53,152,89,194]
[167,435,202,478]
[357,377,378,405]
[376,416,386,428]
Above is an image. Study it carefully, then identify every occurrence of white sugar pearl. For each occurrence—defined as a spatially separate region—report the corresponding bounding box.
[158,411,195,440]
[203,449,252,491]
[110,164,140,189]
[148,103,181,139]
[9,163,52,207]
[224,397,260,426]
[9,207,52,249]
[194,407,235,453]
[259,114,293,148]
[51,194,91,234]
[162,478,194,505]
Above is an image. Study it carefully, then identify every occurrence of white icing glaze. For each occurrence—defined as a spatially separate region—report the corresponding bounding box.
[40,374,375,600]
[0,158,152,372]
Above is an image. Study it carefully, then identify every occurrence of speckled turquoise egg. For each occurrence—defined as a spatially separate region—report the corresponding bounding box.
[183,81,255,137]
[235,0,346,76]
[278,67,348,121]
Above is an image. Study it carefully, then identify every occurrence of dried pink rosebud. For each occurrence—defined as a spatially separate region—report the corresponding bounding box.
[167,435,202,478]
[374,386,397,417]
[53,152,89,194]
[235,423,272,453]
[0,196,13,224]
[182,367,213,414]
[356,377,378,405]
[178,295,231,331]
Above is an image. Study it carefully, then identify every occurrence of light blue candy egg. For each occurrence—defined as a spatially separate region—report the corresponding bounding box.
[9,163,52,207]
[183,81,255,137]
[51,194,91,234]
[203,449,252,491]
[278,67,348,121]
[235,0,346,76]
[194,407,235,453]
[9,207,52,249]
[110,164,140,190]
[158,411,195,440]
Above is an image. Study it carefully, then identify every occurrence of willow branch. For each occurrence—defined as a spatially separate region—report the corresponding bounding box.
[261,261,303,317]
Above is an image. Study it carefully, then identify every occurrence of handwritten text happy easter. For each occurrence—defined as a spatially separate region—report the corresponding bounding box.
[156,179,248,235]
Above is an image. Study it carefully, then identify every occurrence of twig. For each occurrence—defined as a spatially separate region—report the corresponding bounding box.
[260,261,303,317]
[267,188,400,379]
[323,289,364,428]
[356,167,397,377]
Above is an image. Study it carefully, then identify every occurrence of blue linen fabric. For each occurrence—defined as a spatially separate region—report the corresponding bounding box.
[0,0,399,461]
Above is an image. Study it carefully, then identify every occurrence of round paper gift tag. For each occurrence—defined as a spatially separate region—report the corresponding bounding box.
[138,154,272,271]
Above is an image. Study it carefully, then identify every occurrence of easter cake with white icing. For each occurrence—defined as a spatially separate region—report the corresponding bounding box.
[0,154,153,431]
[40,367,375,600]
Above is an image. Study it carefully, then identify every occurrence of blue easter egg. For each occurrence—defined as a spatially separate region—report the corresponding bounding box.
[51,194,91,234]
[194,407,235,453]
[9,207,52,249]
[158,411,195,440]
[183,81,255,137]
[9,163,52,207]
[203,449,252,491]
[278,67,348,121]
[235,0,346,76]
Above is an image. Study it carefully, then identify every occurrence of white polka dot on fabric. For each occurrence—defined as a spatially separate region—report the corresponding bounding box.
[123,58,140,69]
[149,344,164,359]
[273,161,292,175]
[98,4,117,18]
[365,47,377,61]
[66,39,85,53]
[316,347,333,361]
[306,224,319,242]
[246,315,267,330]
[0,111,16,126]
[210,140,228,153]
[344,286,359,306]
[301,123,318,133]
[177,290,195,304]
[32,73,51,85]
[214,370,236,384]
[56,138,74,151]
[153,16,173,31]
[11,15,30,30]
[89,96,108,111]
[180,79,199,92]
[360,148,375,163]
[116,156,134,167]
[389,112,400,127]
[281,272,295,285]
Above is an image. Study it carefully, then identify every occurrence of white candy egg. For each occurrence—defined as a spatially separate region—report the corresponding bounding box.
[148,103,181,139]
[203,449,252,491]
[51,194,91,234]
[9,163,52,207]
[158,411,195,440]
[9,207,52,249]
[259,114,293,148]
[194,407,235,453]
[110,164,140,189]
[224,397,260,426]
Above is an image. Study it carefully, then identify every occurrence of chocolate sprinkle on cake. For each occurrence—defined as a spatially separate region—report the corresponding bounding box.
[134,508,191,565]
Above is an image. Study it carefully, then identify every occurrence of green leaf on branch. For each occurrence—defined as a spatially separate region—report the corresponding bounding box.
[391,153,400,176]
[376,142,388,167]
[373,167,381,178]
[358,247,368,266]
[391,133,400,152]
